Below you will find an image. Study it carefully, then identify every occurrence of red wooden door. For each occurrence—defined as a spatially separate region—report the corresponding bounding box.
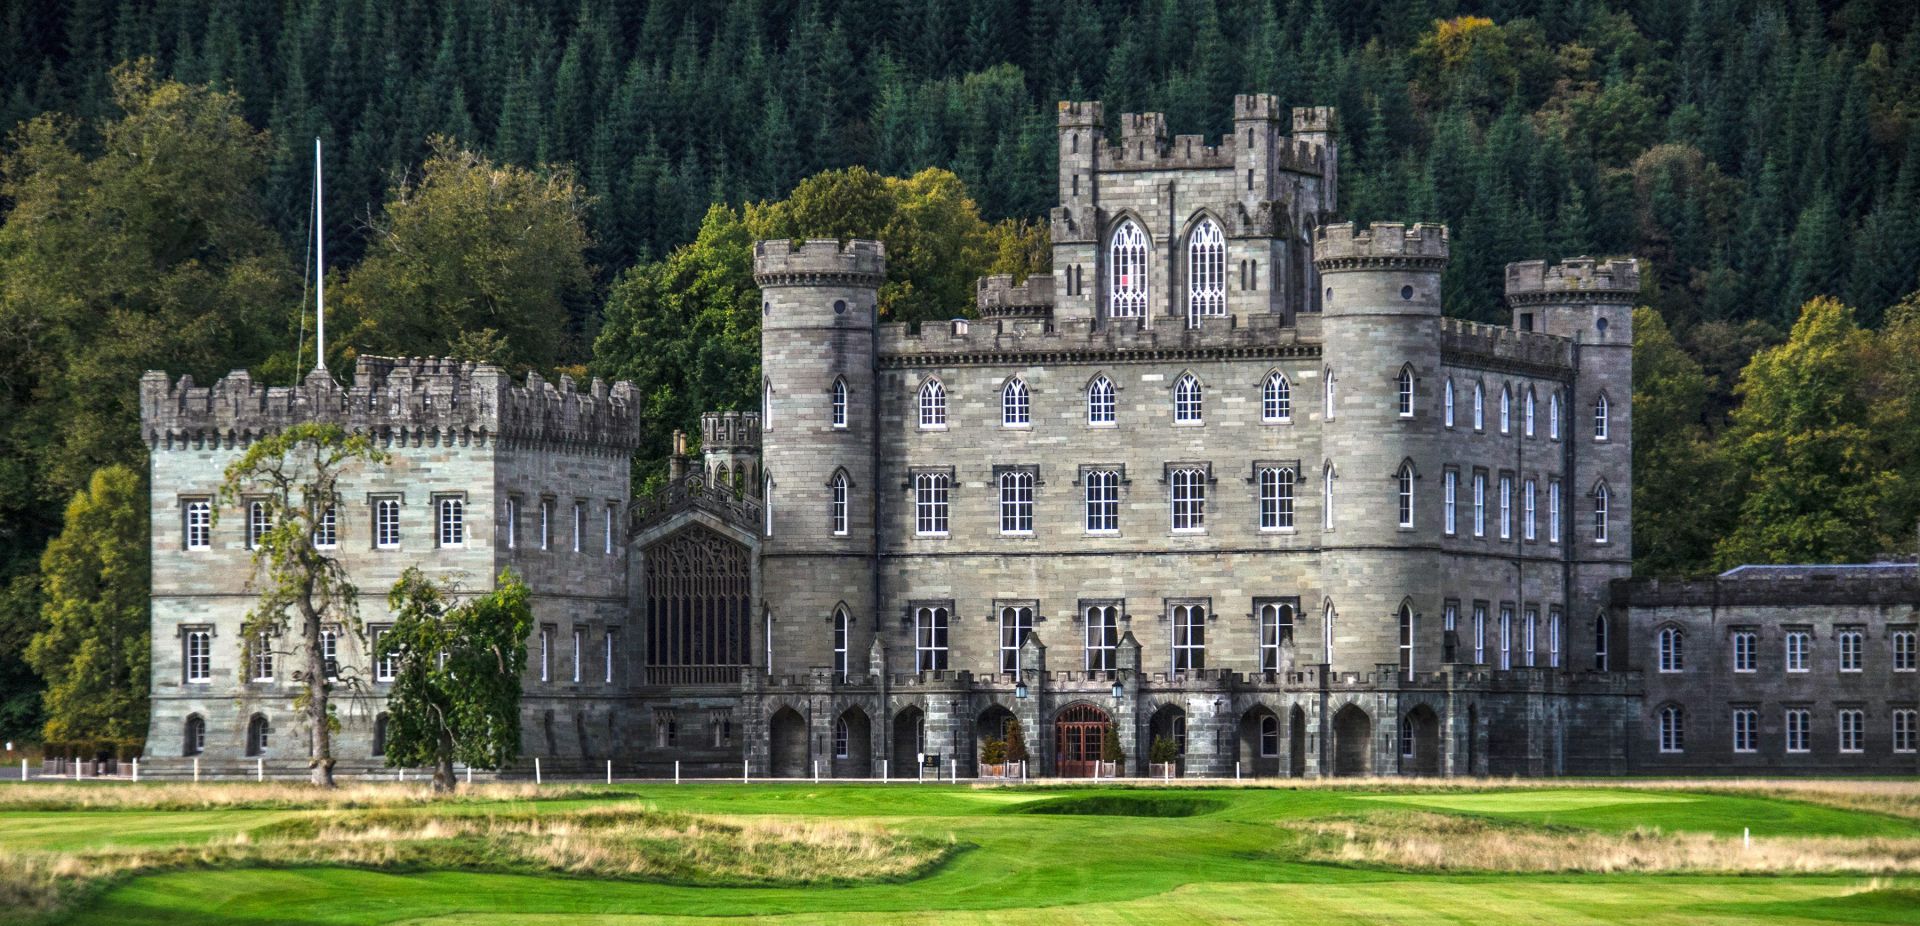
[1053,704,1112,777]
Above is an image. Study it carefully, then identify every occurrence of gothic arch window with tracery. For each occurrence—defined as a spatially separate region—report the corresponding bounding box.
[1187,219,1225,326]
[1109,221,1148,319]
[644,526,753,684]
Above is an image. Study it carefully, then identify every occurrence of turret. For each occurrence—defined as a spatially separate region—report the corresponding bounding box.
[1292,106,1338,214]
[700,411,761,497]
[754,239,885,680]
[1052,101,1104,324]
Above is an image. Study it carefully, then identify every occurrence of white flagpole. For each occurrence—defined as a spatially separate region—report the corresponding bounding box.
[314,138,326,372]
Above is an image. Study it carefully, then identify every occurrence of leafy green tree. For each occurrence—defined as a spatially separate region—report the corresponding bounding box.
[1631,309,1726,576]
[335,139,593,373]
[220,422,388,788]
[380,567,533,792]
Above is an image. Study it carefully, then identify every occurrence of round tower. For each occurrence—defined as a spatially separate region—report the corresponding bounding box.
[753,239,885,682]
[1312,222,1449,677]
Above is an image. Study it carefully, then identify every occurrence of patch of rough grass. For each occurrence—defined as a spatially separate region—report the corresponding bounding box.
[1300,811,1920,874]
[0,781,605,812]
[1013,794,1226,818]
[0,805,950,923]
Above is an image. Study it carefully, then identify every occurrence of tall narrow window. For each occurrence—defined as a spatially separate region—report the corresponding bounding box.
[605,504,615,554]
[1259,602,1294,672]
[1324,368,1337,420]
[247,501,269,549]
[1895,630,1916,671]
[1658,626,1684,672]
[762,378,772,430]
[1396,367,1414,417]
[1548,609,1563,668]
[539,499,552,550]
[184,631,212,682]
[1659,705,1685,753]
[831,377,848,428]
[1397,462,1415,528]
[1174,373,1203,423]
[1594,393,1610,440]
[829,471,849,535]
[1523,607,1538,667]
[833,609,849,681]
[1187,219,1226,325]
[1084,469,1120,532]
[313,505,337,549]
[320,629,338,679]
[1472,605,1486,664]
[1523,478,1537,541]
[373,626,396,682]
[1497,475,1509,541]
[1002,378,1030,426]
[505,497,518,550]
[605,629,616,683]
[1259,466,1296,530]
[1895,709,1917,753]
[185,499,212,551]
[572,627,583,683]
[1443,378,1456,427]
[1170,467,1206,531]
[1108,221,1149,318]
[184,715,206,756]
[1443,470,1458,535]
[834,717,850,757]
[1732,709,1758,753]
[246,715,270,756]
[1323,601,1336,664]
[572,502,583,553]
[1839,710,1864,753]
[1398,606,1414,680]
[1594,614,1610,671]
[999,605,1034,673]
[1786,709,1810,752]
[1088,375,1116,425]
[1593,483,1610,543]
[1733,631,1758,672]
[914,606,949,672]
[1499,385,1511,434]
[1839,629,1863,672]
[538,627,550,682]
[251,634,274,682]
[1171,603,1206,672]
[1085,603,1119,671]
[914,473,950,536]
[439,497,465,547]
[1786,631,1809,672]
[1322,462,1336,530]
[1524,388,1537,437]
[1548,480,1562,544]
[375,498,401,549]
[1472,473,1486,538]
[999,471,1034,534]
[1549,391,1563,440]
[1263,371,1292,422]
[1498,607,1513,670]
[918,379,946,428]
[1472,382,1485,430]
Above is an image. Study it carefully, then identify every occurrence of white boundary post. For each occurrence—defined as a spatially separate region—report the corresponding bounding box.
[132,757,139,782]
[951,758,958,782]
[1236,761,1241,781]
[742,759,749,783]
[606,759,613,784]
[398,768,404,782]
[534,757,542,785]
[880,759,887,783]
[256,758,264,782]
[192,757,200,782]
[674,760,680,784]
[465,765,473,785]
[812,760,819,783]
[20,758,26,781]
[73,759,80,781]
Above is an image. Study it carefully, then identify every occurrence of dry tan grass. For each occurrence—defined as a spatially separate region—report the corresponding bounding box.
[1300,811,1920,874]
[0,781,601,811]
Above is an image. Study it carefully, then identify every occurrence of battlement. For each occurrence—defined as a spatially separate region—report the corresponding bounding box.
[140,356,642,454]
[1059,99,1330,176]
[875,311,1316,364]
[1235,93,1280,122]
[1439,317,1574,373]
[1119,111,1167,145]
[752,238,887,287]
[1314,222,1450,270]
[1505,257,1640,305]
[975,274,1056,319]
[700,411,762,452]
[1057,99,1103,128]
[1292,106,1336,135]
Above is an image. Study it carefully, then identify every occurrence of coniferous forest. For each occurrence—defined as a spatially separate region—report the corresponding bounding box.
[1,0,1919,746]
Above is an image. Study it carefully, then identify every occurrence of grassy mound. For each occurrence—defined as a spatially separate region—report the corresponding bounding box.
[1013,793,1226,818]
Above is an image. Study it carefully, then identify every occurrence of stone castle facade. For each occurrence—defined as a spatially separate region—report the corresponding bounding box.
[141,95,1916,778]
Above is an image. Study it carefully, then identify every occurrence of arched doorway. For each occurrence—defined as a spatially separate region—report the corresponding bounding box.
[1149,703,1187,775]
[832,707,872,778]
[1331,704,1371,777]
[1401,704,1441,776]
[769,707,807,778]
[1237,707,1281,778]
[891,707,925,778]
[1288,705,1307,777]
[975,704,1018,776]
[1054,703,1112,777]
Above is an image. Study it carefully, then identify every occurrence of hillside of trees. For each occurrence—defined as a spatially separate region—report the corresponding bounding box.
[1,0,1918,745]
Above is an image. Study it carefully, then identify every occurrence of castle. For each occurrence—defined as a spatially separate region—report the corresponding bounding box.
[142,96,1917,778]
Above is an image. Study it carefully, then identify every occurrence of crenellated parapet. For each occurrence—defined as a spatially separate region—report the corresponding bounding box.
[975,274,1055,319]
[141,356,642,455]
[1058,101,1329,177]
[752,239,887,288]
[700,411,761,452]
[1313,222,1450,272]
[875,312,1317,367]
[1439,317,1575,377]
[1504,257,1641,306]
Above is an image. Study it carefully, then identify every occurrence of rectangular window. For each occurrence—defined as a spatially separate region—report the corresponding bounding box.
[1170,468,1206,532]
[1785,709,1810,753]
[1548,608,1562,668]
[1895,709,1916,753]
[1733,631,1757,673]
[604,629,616,684]
[572,628,583,683]
[572,502,583,553]
[1084,603,1120,671]
[998,471,1034,534]
[1897,630,1917,672]
[375,497,401,549]
[1523,607,1537,667]
[1472,473,1486,538]
[605,504,615,555]
[1499,476,1512,540]
[1838,709,1864,753]
[1732,709,1758,753]
[1473,604,1487,665]
[831,476,849,535]
[539,499,552,551]
[914,474,950,536]
[914,606,949,672]
[1498,606,1513,670]
[373,627,395,682]
[1258,467,1295,530]
[251,633,274,682]
[1838,629,1863,672]
[321,629,338,680]
[1523,479,1536,541]
[1443,470,1458,536]
[539,626,552,682]
[247,500,270,549]
[1171,602,1206,673]
[505,497,519,550]
[1085,470,1120,532]
[833,612,849,680]
[1442,602,1459,663]
[1258,600,1295,672]
[1548,480,1562,544]
[313,505,338,549]
[185,629,212,682]
[438,497,465,547]
[1786,631,1809,672]
[998,605,1034,674]
[185,499,212,551]
[655,710,677,748]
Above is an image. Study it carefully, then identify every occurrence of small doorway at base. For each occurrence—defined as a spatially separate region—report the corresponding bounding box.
[1288,706,1307,778]
[891,707,925,778]
[832,707,872,778]
[1054,703,1112,777]
[1400,704,1440,776]
[1237,707,1282,778]
[769,707,807,778]
[1331,704,1372,777]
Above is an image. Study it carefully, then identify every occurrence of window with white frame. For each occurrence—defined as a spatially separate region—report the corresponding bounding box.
[1084,603,1120,671]
[1593,483,1610,543]
[1084,469,1120,532]
[1443,602,1458,663]
[1170,467,1206,531]
[439,497,465,547]
[1472,382,1485,430]
[374,626,396,682]
[184,629,211,682]
[1397,462,1415,528]
[539,498,552,550]
[1258,601,1294,672]
[1839,628,1863,672]
[1398,606,1415,680]
[375,497,401,549]
[1896,630,1916,671]
[1187,219,1226,325]
[1171,602,1206,672]
[1088,375,1116,425]
[572,501,583,553]
[914,606,949,672]
[320,629,338,679]
[1785,708,1810,752]
[762,378,772,430]
[1523,479,1537,541]
[1733,630,1757,672]
[1396,367,1414,417]
[1002,378,1030,426]
[537,626,551,683]
[1548,479,1562,544]
[1174,373,1203,423]
[918,379,946,428]
[1895,709,1916,753]
[1443,378,1456,427]
[1524,388,1536,437]
[246,715,271,756]
[1499,385,1511,434]
[914,473,950,536]
[505,497,518,549]
[1472,472,1486,538]
[1594,613,1610,671]
[1324,368,1336,420]
[1786,630,1809,672]
[1498,606,1513,669]
[1261,716,1280,757]
[1109,221,1149,318]
[1263,371,1291,422]
[999,470,1035,534]
[1838,709,1864,753]
[1472,604,1486,664]
[251,633,274,682]
[1594,393,1610,440]
[999,605,1034,673]
[572,627,583,683]
[1323,601,1336,663]
[1548,609,1562,667]
[1259,466,1295,530]
[247,501,270,549]
[1658,626,1684,672]
[833,716,850,757]
[605,503,615,555]
[829,471,849,535]
[1523,607,1537,667]
[1499,475,1512,539]
[1443,470,1458,535]
[1732,709,1758,753]
[831,377,848,428]
[1322,462,1337,530]
[605,628,616,683]
[833,609,849,681]
[313,505,337,549]
[1658,705,1685,753]
[184,499,212,551]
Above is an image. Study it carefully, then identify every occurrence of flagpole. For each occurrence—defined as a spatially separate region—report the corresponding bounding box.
[314,138,326,373]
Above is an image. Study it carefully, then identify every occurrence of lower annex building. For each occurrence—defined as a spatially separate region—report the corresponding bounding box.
[141,95,1917,778]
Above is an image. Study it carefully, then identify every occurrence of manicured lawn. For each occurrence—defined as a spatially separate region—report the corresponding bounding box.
[7,782,1917,926]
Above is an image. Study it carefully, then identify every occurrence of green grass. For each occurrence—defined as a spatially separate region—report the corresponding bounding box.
[6,782,1918,926]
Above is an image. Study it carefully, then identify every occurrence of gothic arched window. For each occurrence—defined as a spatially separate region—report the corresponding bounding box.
[1174,373,1203,423]
[918,378,946,428]
[1263,371,1291,422]
[1087,375,1116,425]
[1187,219,1226,326]
[831,377,848,429]
[1003,377,1030,426]
[1108,221,1149,318]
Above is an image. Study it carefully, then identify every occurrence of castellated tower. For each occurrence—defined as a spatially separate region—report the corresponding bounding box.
[1314,223,1449,673]
[700,411,761,494]
[754,239,885,680]
[1506,257,1638,668]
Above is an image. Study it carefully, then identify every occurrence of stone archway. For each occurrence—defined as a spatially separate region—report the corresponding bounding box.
[975,704,1017,776]
[833,707,872,778]
[769,707,807,778]
[1053,703,1112,777]
[1148,703,1188,775]
[1402,704,1441,776]
[891,706,925,778]
[1331,704,1372,777]
[1237,707,1282,778]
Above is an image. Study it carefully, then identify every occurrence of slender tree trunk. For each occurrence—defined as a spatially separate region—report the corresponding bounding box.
[434,729,456,793]
[300,588,335,789]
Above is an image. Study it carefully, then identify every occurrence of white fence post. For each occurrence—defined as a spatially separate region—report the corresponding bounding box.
[192,757,200,782]
[465,765,473,785]
[256,757,264,782]
[880,759,887,783]
[534,757,542,785]
[606,759,613,784]
[952,758,958,782]
[73,759,80,781]
[132,757,139,782]
[674,760,680,784]
[742,759,749,783]
[398,768,404,782]
[20,758,26,781]
[812,760,819,783]
[1236,761,1241,781]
